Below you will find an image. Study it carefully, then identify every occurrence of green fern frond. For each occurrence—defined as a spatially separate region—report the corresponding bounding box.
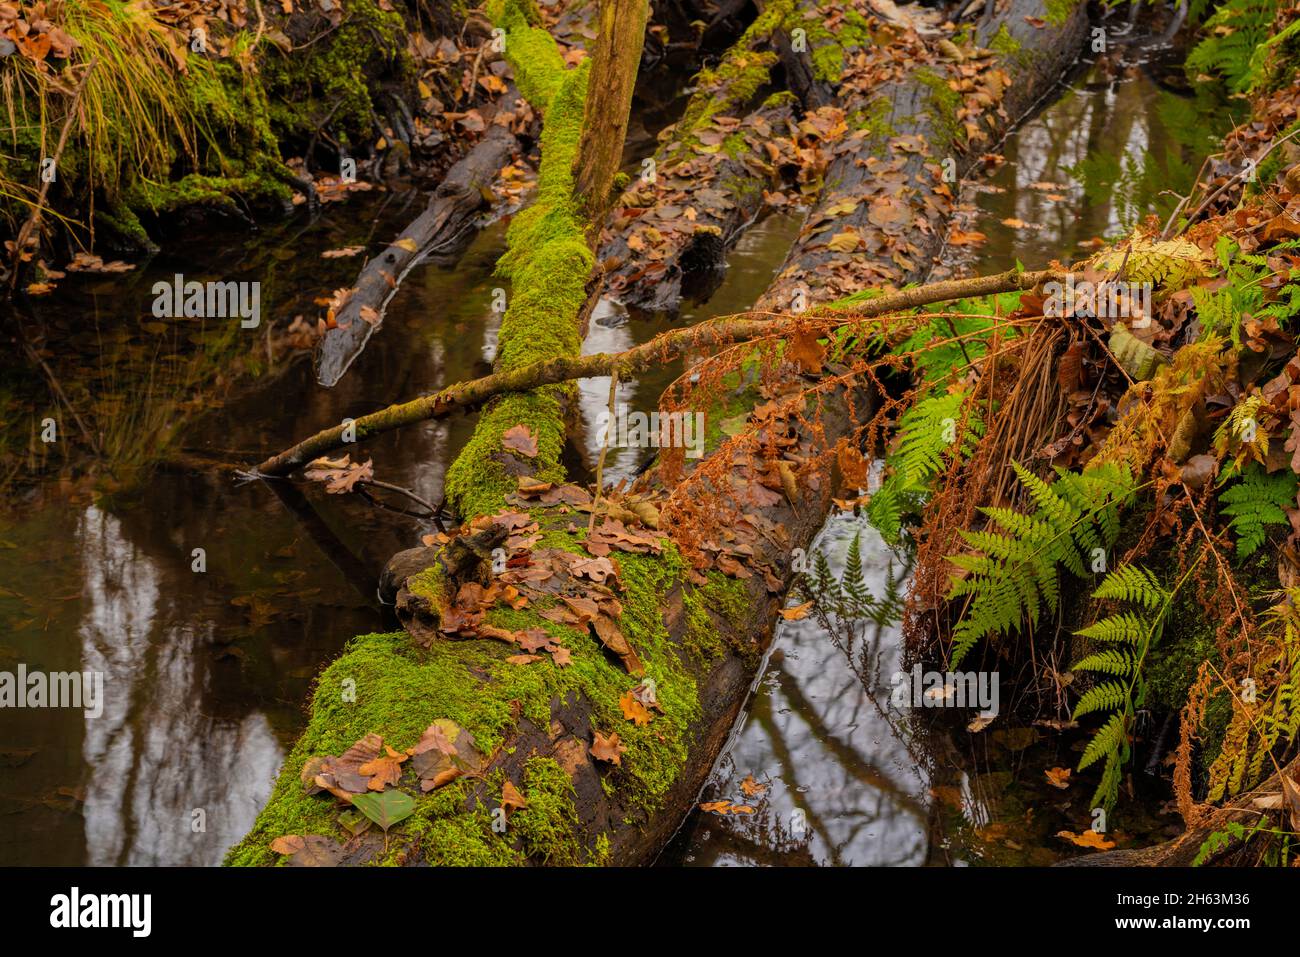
[1218,464,1296,557]
[1074,648,1137,677]
[945,463,1135,666]
[1070,563,1176,812]
[1078,712,1127,772]
[1090,564,1169,610]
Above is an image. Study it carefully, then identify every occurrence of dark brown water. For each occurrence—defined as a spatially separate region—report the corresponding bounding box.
[0,40,1226,867]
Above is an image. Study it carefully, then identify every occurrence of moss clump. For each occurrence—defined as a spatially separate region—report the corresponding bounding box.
[512,756,584,864]
[988,24,1022,59]
[1,4,295,235]
[262,0,410,148]
[803,6,875,83]
[915,67,964,154]
[1044,0,1079,26]
[848,98,897,140]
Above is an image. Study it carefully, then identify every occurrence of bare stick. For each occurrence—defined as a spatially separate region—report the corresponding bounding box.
[588,365,620,534]
[250,266,1058,477]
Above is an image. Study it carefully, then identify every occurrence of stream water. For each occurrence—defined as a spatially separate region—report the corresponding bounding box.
[0,33,1232,867]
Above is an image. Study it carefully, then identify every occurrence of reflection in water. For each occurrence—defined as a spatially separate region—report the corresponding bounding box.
[664,513,937,866]
[77,506,282,865]
[0,209,512,866]
[939,49,1233,278]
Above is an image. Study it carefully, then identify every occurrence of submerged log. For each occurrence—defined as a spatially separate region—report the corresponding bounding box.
[231,0,1086,869]
[314,123,521,387]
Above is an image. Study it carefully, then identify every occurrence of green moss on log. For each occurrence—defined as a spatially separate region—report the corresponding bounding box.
[262,0,410,148]
[444,0,591,519]
[225,529,756,866]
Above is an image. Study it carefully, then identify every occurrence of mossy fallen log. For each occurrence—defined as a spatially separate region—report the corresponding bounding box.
[757,0,1088,310]
[231,0,1087,868]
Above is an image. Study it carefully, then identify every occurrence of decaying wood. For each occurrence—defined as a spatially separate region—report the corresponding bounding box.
[596,5,800,310]
[573,0,651,228]
[314,123,520,387]
[758,0,1088,310]
[252,265,1058,477]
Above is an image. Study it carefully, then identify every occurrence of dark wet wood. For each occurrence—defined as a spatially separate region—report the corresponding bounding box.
[314,123,519,387]
[757,0,1088,311]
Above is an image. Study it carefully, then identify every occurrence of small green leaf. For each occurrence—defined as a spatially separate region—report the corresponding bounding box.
[350,790,416,832]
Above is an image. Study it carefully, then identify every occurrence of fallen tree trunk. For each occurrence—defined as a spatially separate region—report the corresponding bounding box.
[230,0,1086,870]
[314,123,521,387]
[757,0,1088,310]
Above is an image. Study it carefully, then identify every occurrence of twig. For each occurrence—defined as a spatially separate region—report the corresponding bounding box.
[7,58,97,294]
[252,266,1060,476]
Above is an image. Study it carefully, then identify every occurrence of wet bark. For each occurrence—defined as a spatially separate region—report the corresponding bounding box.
[574,0,652,227]
[757,0,1088,310]
[314,123,521,387]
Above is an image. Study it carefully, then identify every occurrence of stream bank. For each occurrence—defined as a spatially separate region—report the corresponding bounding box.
[0,0,1272,870]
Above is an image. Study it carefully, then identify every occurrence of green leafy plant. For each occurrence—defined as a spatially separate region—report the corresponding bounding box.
[1193,817,1292,866]
[945,462,1136,666]
[1184,0,1278,94]
[1071,564,1173,812]
[1218,464,1297,557]
[868,391,984,542]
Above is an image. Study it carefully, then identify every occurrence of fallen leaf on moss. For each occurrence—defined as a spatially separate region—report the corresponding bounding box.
[590,730,626,765]
[502,424,539,457]
[408,719,485,792]
[516,628,554,653]
[270,834,346,866]
[358,744,408,791]
[351,789,416,832]
[501,780,528,815]
[620,690,653,726]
